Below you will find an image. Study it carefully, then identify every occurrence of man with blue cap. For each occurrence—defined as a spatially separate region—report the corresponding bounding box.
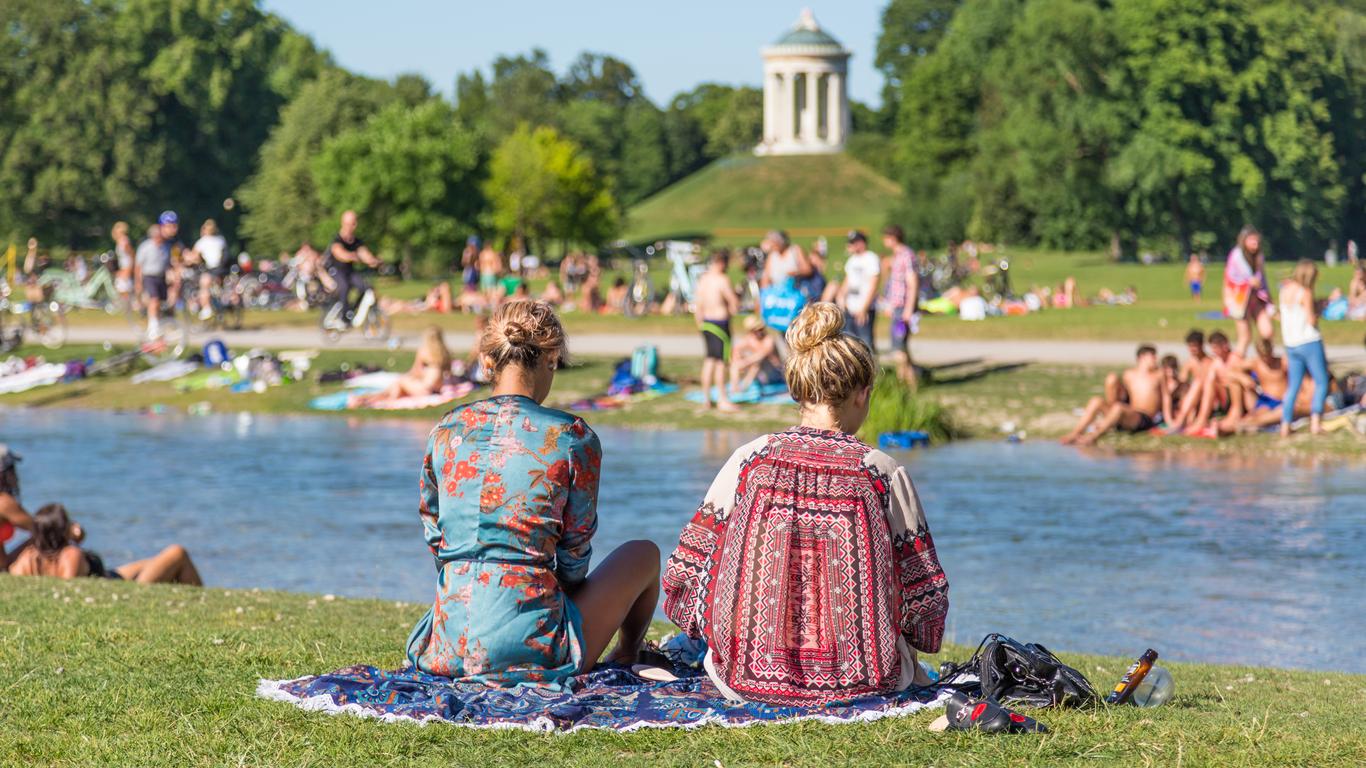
[134,211,184,338]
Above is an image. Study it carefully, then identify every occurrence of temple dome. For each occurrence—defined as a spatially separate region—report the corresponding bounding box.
[767,9,846,54]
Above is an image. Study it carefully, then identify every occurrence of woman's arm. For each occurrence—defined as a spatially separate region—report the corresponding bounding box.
[885,466,949,654]
[557,425,601,588]
[0,494,33,531]
[418,429,444,562]
[662,442,753,638]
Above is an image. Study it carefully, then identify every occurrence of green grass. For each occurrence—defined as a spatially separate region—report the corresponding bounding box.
[2,575,1362,766]
[857,372,957,445]
[624,153,902,245]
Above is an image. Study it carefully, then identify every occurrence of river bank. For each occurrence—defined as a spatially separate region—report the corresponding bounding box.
[3,342,1362,457]
[4,576,1362,767]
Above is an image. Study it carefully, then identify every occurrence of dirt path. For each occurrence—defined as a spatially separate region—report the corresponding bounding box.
[64,324,1366,367]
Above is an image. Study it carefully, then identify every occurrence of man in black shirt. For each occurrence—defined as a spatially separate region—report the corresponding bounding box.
[324,210,381,325]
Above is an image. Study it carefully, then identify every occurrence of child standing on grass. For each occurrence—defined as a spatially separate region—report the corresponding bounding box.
[1186,253,1205,301]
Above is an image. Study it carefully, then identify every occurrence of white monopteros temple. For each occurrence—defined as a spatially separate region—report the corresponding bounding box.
[755,9,850,156]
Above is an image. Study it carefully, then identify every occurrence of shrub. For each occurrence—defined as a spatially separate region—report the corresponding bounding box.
[857,370,956,445]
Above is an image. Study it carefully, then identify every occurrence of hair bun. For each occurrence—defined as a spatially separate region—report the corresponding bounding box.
[785,303,845,354]
[503,322,531,346]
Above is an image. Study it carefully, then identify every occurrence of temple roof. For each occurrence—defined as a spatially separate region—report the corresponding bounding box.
[769,9,845,52]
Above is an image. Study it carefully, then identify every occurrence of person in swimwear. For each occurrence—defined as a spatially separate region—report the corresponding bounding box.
[693,250,740,412]
[355,326,454,407]
[9,503,201,585]
[1185,253,1205,301]
[1062,345,1171,445]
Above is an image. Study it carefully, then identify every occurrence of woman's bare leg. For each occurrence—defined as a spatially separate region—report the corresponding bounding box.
[116,544,202,585]
[568,540,660,672]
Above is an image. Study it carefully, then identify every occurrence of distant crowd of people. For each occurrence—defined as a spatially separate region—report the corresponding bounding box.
[1064,228,1365,444]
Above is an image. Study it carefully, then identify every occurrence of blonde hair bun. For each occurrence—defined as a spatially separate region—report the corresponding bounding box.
[783,302,877,405]
[785,302,846,354]
[481,300,567,377]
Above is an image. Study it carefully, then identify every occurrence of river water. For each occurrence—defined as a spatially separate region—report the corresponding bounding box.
[4,408,1363,673]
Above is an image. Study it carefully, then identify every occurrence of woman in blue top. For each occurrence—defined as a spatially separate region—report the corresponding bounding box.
[405,300,659,687]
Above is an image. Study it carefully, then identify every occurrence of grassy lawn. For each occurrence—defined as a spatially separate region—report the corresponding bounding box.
[57,248,1366,346]
[623,153,901,244]
[3,575,1363,767]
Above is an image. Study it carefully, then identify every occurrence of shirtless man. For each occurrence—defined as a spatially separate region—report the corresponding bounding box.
[1185,331,1245,432]
[694,250,740,413]
[1061,345,1170,445]
[1168,330,1215,430]
[1213,339,1295,435]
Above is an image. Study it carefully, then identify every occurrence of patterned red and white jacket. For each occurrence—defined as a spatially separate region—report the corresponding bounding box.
[663,427,949,706]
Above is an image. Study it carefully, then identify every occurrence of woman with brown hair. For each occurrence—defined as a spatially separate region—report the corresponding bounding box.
[662,302,949,706]
[1279,260,1330,436]
[8,503,201,584]
[404,300,659,687]
[1223,226,1274,357]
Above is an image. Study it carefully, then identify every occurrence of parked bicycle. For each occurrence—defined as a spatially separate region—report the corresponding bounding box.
[0,278,67,350]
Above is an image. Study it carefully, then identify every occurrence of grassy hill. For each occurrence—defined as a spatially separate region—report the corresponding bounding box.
[624,153,901,246]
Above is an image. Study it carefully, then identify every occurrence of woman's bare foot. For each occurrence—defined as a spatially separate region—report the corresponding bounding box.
[716,402,741,414]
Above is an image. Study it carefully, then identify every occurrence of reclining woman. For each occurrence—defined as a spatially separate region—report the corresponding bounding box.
[354,326,454,407]
[662,302,949,706]
[9,503,201,585]
[405,300,660,687]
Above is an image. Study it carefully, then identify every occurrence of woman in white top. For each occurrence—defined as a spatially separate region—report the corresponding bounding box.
[1278,260,1329,436]
[193,219,229,320]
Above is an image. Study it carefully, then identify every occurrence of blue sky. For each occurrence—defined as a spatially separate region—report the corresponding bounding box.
[263,1,887,107]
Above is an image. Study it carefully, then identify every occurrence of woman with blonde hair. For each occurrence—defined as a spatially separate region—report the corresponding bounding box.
[404,300,660,686]
[663,302,949,706]
[1279,260,1330,436]
[355,326,454,407]
[111,221,135,305]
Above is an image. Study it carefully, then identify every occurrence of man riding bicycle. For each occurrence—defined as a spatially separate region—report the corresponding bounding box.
[323,210,381,330]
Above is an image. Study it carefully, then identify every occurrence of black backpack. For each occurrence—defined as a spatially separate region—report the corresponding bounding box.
[938,633,1099,708]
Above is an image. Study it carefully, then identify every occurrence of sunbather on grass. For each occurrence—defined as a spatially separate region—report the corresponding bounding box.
[353,326,454,407]
[9,503,201,585]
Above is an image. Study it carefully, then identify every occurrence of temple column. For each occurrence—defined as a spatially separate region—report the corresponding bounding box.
[762,70,776,143]
[827,71,844,146]
[802,69,819,143]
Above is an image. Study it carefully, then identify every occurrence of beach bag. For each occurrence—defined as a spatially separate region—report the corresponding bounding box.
[759,278,807,333]
[939,634,1098,708]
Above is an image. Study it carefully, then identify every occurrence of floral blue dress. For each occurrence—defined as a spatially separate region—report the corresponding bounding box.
[405,394,602,687]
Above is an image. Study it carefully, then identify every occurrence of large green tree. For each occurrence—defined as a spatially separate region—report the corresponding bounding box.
[311,100,482,274]
[236,70,396,253]
[483,125,617,252]
[0,0,326,246]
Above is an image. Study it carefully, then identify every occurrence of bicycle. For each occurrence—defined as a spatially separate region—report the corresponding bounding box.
[624,258,656,318]
[185,268,245,333]
[320,286,390,344]
[0,279,67,350]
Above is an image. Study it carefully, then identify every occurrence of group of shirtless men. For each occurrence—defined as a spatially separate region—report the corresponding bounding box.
[1062,330,1349,445]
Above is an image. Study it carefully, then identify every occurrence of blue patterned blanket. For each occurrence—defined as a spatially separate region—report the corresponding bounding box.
[258,664,947,733]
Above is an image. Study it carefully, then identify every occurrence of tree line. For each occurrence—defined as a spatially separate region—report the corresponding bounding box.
[0,0,764,274]
[873,0,1366,258]
[3,0,1361,269]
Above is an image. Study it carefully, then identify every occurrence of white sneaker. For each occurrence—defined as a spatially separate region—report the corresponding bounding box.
[198,306,213,321]
[147,321,161,340]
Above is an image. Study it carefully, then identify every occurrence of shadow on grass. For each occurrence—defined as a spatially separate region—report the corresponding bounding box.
[925,361,1033,387]
[18,385,93,407]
